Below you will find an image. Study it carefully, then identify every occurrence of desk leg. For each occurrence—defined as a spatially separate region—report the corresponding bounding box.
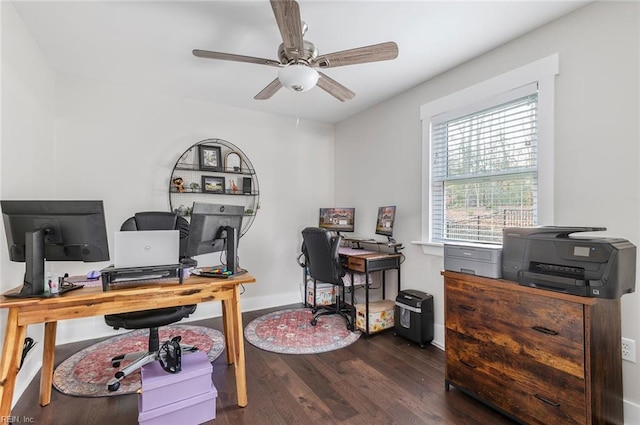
[222,298,235,365]
[39,321,57,406]
[0,309,26,417]
[364,269,370,337]
[231,285,248,407]
[382,270,386,299]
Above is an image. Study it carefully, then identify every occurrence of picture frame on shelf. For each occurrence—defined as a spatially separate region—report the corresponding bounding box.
[225,151,242,172]
[202,175,225,193]
[198,145,222,170]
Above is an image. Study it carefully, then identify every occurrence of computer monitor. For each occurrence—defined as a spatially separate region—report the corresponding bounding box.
[318,207,355,234]
[1,200,110,297]
[185,202,244,274]
[375,206,396,242]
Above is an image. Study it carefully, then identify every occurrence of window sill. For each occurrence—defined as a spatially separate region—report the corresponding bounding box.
[411,241,444,256]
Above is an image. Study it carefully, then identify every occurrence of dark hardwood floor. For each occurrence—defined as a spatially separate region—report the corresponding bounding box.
[12,304,517,425]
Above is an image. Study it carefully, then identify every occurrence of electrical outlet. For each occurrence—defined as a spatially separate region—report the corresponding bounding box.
[622,337,636,363]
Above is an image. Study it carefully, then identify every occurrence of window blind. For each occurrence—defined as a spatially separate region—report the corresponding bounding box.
[431,87,538,244]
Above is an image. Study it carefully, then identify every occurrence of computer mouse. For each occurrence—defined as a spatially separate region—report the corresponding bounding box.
[86,270,101,280]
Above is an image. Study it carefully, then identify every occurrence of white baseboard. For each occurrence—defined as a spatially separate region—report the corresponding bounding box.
[433,322,445,350]
[625,399,640,424]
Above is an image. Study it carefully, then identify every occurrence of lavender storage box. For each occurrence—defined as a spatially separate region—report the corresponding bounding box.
[138,384,217,425]
[138,351,213,412]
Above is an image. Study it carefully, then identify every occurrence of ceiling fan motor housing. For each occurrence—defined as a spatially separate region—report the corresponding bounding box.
[278,40,318,65]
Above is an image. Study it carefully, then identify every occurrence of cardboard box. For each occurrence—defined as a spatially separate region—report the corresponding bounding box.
[306,281,336,306]
[138,351,213,412]
[355,299,395,333]
[138,384,217,425]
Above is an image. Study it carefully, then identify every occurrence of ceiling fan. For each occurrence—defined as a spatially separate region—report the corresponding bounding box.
[193,0,399,102]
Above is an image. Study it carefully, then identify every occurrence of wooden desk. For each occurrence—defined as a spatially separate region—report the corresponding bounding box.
[338,247,402,335]
[0,273,256,417]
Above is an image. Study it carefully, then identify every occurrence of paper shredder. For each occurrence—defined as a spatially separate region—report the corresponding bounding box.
[394,289,433,347]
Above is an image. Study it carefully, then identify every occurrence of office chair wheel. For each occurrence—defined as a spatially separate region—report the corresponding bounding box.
[111,354,125,368]
[310,318,318,326]
[107,381,120,392]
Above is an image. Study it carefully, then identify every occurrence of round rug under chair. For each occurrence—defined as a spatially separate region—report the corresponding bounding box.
[53,324,225,397]
[244,308,360,354]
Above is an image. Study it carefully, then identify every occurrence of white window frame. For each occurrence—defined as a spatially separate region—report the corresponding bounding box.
[417,54,559,255]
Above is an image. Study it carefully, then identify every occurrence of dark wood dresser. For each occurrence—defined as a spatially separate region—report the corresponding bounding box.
[443,270,624,425]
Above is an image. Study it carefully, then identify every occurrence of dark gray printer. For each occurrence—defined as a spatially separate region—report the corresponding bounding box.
[502,226,636,298]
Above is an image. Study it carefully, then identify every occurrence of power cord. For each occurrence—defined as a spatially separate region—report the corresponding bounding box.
[19,337,36,370]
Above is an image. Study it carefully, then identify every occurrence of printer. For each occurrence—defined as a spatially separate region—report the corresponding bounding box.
[502,226,636,299]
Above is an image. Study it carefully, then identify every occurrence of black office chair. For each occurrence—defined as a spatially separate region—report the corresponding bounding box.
[301,227,354,330]
[105,212,197,392]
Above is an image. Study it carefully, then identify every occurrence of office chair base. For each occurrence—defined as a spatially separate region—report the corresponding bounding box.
[310,304,354,331]
[106,344,197,391]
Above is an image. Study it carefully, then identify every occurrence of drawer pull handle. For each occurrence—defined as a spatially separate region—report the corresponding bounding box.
[535,394,560,408]
[458,304,476,312]
[532,326,559,336]
[460,359,477,369]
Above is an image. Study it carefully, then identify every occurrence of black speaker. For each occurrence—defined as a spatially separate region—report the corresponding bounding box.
[242,177,252,194]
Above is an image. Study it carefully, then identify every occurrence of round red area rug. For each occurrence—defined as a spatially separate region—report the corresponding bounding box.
[244,308,360,354]
[53,324,224,397]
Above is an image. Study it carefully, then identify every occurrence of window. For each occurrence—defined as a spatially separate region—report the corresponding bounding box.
[420,54,558,250]
[431,85,538,244]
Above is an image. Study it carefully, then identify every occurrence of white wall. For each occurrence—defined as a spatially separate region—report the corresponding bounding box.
[1,1,58,405]
[335,0,640,420]
[1,0,335,407]
[48,74,335,341]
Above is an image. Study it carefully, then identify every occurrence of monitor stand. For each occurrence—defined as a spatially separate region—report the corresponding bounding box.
[5,229,46,298]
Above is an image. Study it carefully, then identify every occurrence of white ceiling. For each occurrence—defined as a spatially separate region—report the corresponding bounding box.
[12,1,587,124]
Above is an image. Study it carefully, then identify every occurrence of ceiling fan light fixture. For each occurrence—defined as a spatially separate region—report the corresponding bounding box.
[278,64,319,92]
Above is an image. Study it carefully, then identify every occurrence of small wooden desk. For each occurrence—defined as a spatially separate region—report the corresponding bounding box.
[0,273,256,417]
[338,247,402,335]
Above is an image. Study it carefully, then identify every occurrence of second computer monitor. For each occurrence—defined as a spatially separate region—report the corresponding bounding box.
[185,202,244,272]
[375,206,396,241]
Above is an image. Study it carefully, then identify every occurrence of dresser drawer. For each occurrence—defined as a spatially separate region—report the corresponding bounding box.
[445,275,585,377]
[347,257,366,272]
[446,330,587,425]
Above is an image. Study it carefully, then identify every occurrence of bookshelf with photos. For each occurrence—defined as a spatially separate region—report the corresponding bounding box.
[169,138,260,236]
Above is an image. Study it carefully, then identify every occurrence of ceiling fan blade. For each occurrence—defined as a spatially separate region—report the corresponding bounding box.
[312,41,399,68]
[193,49,281,67]
[254,78,283,100]
[316,72,355,102]
[270,0,304,58]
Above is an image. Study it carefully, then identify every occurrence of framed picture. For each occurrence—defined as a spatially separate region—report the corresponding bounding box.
[201,175,225,193]
[225,151,242,172]
[198,145,222,170]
